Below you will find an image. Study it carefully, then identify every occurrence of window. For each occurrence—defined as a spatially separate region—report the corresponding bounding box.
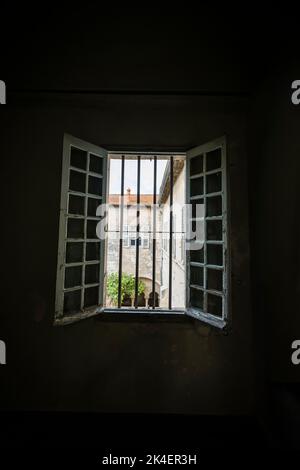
[186,137,228,328]
[55,134,228,329]
[127,225,149,249]
[55,135,107,324]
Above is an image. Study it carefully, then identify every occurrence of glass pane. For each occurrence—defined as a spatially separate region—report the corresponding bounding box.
[67,218,84,238]
[89,154,103,174]
[190,243,204,263]
[84,286,99,308]
[64,265,82,288]
[87,219,98,239]
[63,290,81,314]
[86,242,100,261]
[192,198,204,218]
[207,268,223,292]
[68,194,85,215]
[206,220,222,241]
[206,148,221,172]
[190,176,204,197]
[69,169,86,193]
[190,265,204,287]
[190,287,204,310]
[190,154,203,176]
[88,197,102,217]
[88,175,102,196]
[207,244,223,266]
[207,293,223,317]
[206,171,221,194]
[85,263,100,285]
[206,195,222,217]
[70,147,87,170]
[66,242,83,263]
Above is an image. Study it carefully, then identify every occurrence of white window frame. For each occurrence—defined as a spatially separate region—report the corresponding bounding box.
[55,139,229,329]
[185,136,228,329]
[55,134,107,325]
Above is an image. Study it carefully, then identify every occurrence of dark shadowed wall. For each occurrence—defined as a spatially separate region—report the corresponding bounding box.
[0,93,253,414]
[1,10,299,419]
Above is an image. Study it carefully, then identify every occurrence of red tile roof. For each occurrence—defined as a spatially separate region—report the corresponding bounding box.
[109,193,156,205]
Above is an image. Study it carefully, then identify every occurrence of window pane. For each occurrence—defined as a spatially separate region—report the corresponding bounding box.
[191,219,204,238]
[190,176,204,197]
[86,242,100,261]
[206,171,221,194]
[69,170,86,193]
[206,195,222,217]
[206,220,222,241]
[88,175,102,196]
[84,286,99,308]
[207,293,223,317]
[190,265,204,287]
[63,290,81,314]
[68,194,85,215]
[89,154,103,174]
[67,218,84,238]
[190,243,204,263]
[64,265,82,288]
[88,197,102,217]
[85,263,100,285]
[70,147,87,170]
[207,268,223,292]
[87,219,98,239]
[190,287,204,310]
[190,154,203,176]
[206,148,221,172]
[207,244,223,266]
[192,198,204,218]
[66,242,83,263]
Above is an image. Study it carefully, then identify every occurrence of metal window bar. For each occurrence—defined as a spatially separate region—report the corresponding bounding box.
[168,156,174,309]
[152,156,157,309]
[118,155,125,308]
[134,156,141,308]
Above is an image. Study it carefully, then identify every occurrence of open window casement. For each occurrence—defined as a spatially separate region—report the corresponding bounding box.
[55,134,108,325]
[185,137,228,329]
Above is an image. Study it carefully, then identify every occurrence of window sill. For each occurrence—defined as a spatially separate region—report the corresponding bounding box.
[95,307,191,323]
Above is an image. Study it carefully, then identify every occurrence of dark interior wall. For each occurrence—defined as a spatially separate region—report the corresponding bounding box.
[249,68,300,384]
[0,94,254,414]
[3,9,297,418]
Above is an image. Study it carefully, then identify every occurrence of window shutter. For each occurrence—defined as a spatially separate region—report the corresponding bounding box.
[55,134,108,325]
[185,137,228,329]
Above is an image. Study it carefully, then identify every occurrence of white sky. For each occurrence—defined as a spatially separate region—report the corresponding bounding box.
[109,158,168,194]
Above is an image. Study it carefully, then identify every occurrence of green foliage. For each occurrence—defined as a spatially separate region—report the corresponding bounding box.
[107,273,145,305]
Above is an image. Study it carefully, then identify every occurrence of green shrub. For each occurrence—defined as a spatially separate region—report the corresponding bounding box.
[107,273,145,305]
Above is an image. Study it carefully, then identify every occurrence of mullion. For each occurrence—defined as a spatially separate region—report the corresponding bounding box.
[152,156,157,309]
[81,152,89,309]
[134,156,141,308]
[65,260,100,267]
[118,156,125,308]
[203,152,207,313]
[168,156,174,310]
[64,283,100,293]
[69,190,103,200]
